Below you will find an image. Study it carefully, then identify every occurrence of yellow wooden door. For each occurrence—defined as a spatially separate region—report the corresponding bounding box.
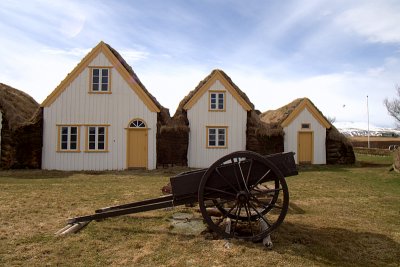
[298,132,313,164]
[127,129,147,168]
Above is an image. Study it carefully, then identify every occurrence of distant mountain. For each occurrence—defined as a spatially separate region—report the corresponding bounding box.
[334,122,400,137]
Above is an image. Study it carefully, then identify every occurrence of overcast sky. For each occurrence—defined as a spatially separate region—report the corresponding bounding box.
[0,0,399,128]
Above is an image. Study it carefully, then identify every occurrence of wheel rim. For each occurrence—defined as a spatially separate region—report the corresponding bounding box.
[198,151,289,242]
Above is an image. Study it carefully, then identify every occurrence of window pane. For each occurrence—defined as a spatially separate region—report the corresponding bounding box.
[92,84,99,91]
[89,142,95,150]
[209,140,216,146]
[98,135,104,142]
[102,76,108,84]
[89,135,95,142]
[98,143,104,150]
[89,127,96,134]
[70,135,77,142]
[101,84,108,91]
[70,142,77,150]
[61,127,68,134]
[218,140,225,146]
[62,135,68,142]
[70,127,77,134]
[93,69,99,76]
[209,134,216,141]
[98,127,105,134]
[102,69,108,76]
[218,129,225,135]
[61,142,68,150]
[209,129,216,135]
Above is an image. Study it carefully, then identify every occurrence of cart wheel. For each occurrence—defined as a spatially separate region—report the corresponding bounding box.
[198,151,289,242]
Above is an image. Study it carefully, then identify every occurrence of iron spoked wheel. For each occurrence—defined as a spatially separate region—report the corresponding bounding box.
[198,151,289,242]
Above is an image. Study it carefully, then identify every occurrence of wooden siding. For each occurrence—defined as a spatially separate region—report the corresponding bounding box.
[187,80,247,168]
[42,52,157,170]
[283,107,326,164]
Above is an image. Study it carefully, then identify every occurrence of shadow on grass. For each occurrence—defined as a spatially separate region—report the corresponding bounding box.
[271,222,400,266]
[0,169,75,179]
[0,166,193,180]
[76,214,399,266]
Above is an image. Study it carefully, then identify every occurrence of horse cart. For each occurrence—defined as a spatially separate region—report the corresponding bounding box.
[57,151,297,243]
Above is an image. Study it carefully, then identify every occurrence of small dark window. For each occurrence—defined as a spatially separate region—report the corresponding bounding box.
[301,123,310,129]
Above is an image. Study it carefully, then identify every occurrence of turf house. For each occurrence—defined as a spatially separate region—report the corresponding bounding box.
[260,98,355,164]
[0,83,42,169]
[41,41,164,170]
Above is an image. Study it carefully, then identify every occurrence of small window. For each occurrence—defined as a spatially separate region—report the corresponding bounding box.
[209,91,225,111]
[59,126,79,151]
[91,68,110,92]
[129,119,146,128]
[207,127,227,148]
[87,126,107,151]
[301,123,310,129]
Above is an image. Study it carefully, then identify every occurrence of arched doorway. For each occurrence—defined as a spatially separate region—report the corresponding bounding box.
[127,119,148,168]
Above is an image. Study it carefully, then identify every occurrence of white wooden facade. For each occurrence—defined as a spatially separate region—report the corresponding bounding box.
[184,71,251,168]
[283,107,327,164]
[41,42,159,170]
[281,99,331,164]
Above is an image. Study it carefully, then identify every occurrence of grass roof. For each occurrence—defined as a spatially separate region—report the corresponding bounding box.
[0,83,39,130]
[105,43,164,111]
[260,98,305,127]
[173,69,255,117]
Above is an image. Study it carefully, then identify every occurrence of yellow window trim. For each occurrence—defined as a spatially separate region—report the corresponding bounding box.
[57,125,81,152]
[127,118,147,128]
[206,126,228,149]
[301,123,311,129]
[85,125,109,152]
[88,91,112,95]
[208,90,226,112]
[89,67,113,94]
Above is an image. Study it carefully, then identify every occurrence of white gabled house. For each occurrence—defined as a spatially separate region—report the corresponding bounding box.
[260,98,331,164]
[41,41,161,170]
[180,69,254,168]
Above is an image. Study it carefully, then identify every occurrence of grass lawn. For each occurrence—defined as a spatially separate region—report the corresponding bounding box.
[0,155,399,266]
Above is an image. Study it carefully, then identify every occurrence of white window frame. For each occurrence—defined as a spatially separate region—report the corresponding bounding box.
[91,68,111,92]
[86,126,108,152]
[209,91,225,111]
[58,126,79,152]
[207,126,227,148]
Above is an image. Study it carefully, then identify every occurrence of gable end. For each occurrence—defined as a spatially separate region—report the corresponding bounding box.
[183,70,252,111]
[41,42,160,113]
[281,99,331,128]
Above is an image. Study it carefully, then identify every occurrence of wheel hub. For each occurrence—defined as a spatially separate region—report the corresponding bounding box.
[237,191,249,204]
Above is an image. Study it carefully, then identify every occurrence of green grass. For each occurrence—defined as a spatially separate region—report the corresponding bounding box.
[0,157,399,266]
